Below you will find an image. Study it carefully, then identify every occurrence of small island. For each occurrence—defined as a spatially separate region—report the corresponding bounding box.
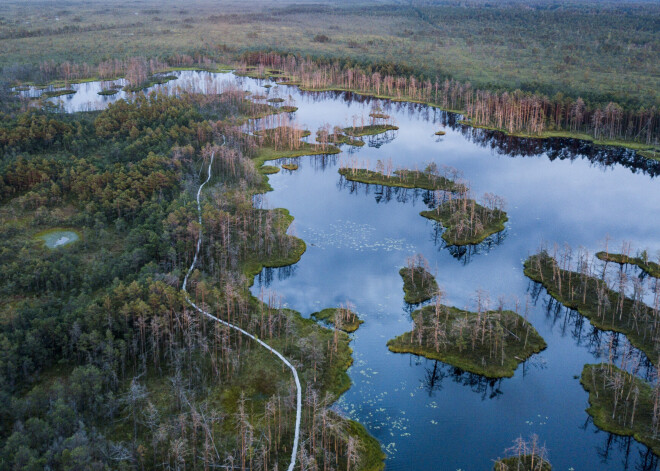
[317,128,365,147]
[98,89,120,96]
[343,124,399,137]
[581,363,660,455]
[420,192,508,246]
[494,456,551,471]
[338,165,462,192]
[399,255,438,304]
[253,126,341,164]
[596,250,660,278]
[42,89,76,98]
[282,163,298,171]
[311,306,363,333]
[387,302,546,378]
[524,252,659,364]
[260,165,280,174]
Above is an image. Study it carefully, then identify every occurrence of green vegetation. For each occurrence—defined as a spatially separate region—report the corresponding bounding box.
[1,1,658,148]
[639,150,660,162]
[280,105,298,112]
[387,300,546,378]
[596,251,660,278]
[97,89,119,96]
[345,419,387,471]
[344,124,399,137]
[0,0,657,114]
[123,74,177,92]
[267,97,285,103]
[399,254,438,304]
[42,89,76,98]
[494,434,551,470]
[524,251,660,364]
[281,163,298,171]
[0,88,383,469]
[317,128,365,147]
[369,113,390,120]
[494,455,552,471]
[338,164,462,192]
[435,130,446,136]
[421,195,508,246]
[253,127,340,170]
[260,165,280,174]
[311,306,364,333]
[581,364,660,455]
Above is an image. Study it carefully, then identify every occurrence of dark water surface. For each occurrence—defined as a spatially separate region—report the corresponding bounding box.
[37,71,660,470]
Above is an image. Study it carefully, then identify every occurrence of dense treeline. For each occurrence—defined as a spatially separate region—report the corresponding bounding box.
[1,0,657,115]
[0,89,382,469]
[241,52,659,145]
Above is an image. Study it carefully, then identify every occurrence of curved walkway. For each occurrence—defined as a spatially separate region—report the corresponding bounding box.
[182,142,302,471]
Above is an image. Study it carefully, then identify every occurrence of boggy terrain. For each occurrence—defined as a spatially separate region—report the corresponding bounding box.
[0,89,384,469]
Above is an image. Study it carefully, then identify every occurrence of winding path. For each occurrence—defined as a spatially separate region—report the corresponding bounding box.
[182,142,302,471]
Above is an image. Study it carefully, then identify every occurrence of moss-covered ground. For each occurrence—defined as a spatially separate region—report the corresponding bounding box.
[339,168,462,192]
[399,266,438,304]
[343,124,399,137]
[420,203,508,246]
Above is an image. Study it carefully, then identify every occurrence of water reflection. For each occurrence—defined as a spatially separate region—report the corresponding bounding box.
[530,281,655,380]
[15,70,660,469]
[254,265,297,289]
[587,422,660,471]
[413,357,504,400]
[297,87,659,177]
[432,224,508,264]
[337,177,433,206]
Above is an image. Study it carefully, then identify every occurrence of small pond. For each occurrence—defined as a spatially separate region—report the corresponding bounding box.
[36,230,80,249]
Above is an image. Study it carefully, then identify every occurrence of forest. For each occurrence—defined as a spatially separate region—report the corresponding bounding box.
[1,1,659,149]
[2,0,660,469]
[0,89,384,469]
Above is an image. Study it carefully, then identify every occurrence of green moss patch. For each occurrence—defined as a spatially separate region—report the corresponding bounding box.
[260,165,280,174]
[399,266,438,304]
[282,163,299,171]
